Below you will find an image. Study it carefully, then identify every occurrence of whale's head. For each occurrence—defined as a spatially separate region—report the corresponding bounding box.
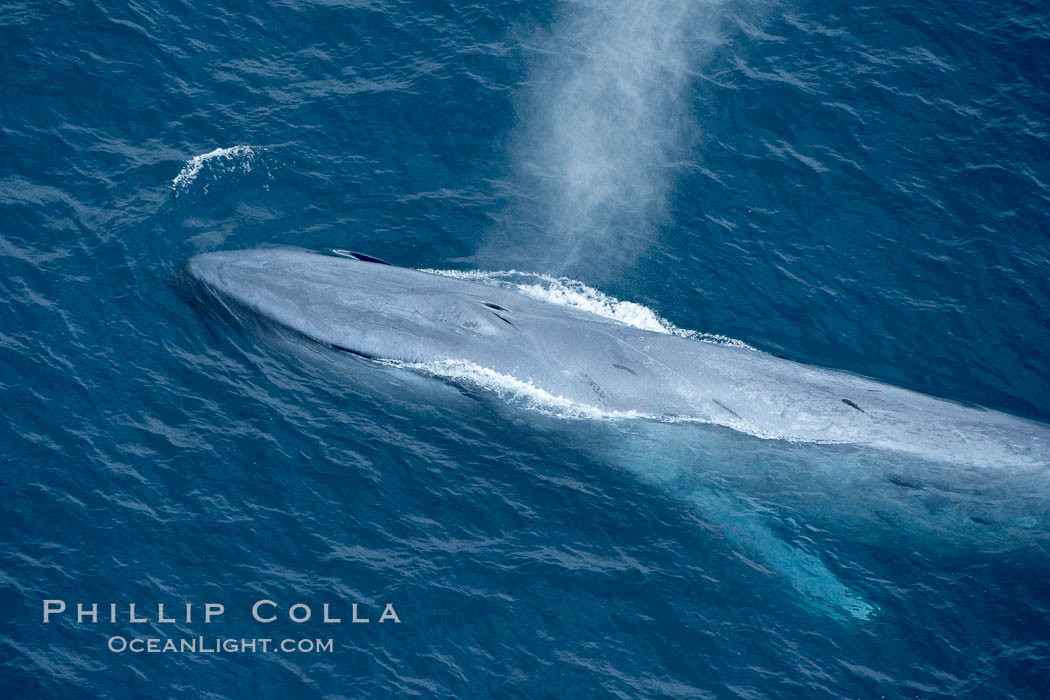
[186,247,519,362]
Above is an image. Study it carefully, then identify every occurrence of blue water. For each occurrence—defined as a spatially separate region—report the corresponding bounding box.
[3,0,1050,696]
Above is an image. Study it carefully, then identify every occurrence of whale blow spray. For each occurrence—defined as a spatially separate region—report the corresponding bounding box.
[493,0,723,272]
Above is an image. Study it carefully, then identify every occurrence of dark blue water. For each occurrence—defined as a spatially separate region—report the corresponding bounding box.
[4,0,1050,697]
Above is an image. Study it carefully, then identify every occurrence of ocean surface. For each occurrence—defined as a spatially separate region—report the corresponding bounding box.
[3,0,1050,697]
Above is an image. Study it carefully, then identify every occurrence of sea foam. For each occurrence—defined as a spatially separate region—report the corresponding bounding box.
[423,267,754,350]
[381,358,646,421]
[171,145,259,193]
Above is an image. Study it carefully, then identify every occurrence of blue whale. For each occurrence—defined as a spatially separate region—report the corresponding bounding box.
[187,247,1049,469]
[186,246,1050,621]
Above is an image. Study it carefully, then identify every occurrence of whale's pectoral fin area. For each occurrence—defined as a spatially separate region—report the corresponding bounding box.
[688,490,874,622]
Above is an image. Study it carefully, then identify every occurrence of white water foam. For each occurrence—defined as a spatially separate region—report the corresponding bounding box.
[381,358,834,448]
[171,145,259,192]
[422,267,755,350]
[382,359,646,421]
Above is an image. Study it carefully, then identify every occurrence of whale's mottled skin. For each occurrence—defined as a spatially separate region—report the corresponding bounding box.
[187,247,1049,468]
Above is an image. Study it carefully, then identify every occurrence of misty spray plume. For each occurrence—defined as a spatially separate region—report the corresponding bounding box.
[487,0,723,274]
